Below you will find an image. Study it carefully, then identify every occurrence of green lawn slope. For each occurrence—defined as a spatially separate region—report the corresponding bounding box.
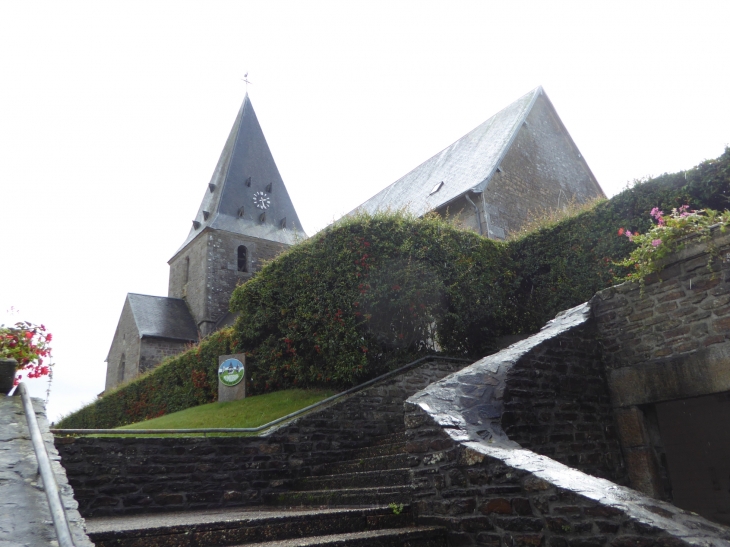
[117,388,334,433]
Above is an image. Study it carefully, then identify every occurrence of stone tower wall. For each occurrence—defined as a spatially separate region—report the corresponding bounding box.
[168,228,289,335]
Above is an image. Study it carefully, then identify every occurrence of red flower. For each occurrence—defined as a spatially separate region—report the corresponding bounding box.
[618,228,625,236]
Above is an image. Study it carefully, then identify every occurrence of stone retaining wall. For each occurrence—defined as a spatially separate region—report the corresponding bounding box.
[56,357,466,517]
[405,304,730,545]
[0,396,93,547]
[592,230,730,501]
[405,403,730,547]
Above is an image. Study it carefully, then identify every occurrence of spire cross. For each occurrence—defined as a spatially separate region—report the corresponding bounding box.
[241,73,252,92]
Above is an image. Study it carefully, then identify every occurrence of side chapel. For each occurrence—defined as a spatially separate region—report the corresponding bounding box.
[104,86,604,391]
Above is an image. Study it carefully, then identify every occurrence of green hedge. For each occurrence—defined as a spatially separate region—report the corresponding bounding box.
[230,212,513,392]
[57,329,237,428]
[57,148,730,429]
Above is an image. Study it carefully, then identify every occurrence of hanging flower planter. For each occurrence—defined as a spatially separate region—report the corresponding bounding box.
[0,321,53,393]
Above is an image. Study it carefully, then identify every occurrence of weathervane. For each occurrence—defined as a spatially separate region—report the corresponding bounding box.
[241,72,252,92]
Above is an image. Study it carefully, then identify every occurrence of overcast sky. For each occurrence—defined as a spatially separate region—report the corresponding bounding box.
[1,1,729,422]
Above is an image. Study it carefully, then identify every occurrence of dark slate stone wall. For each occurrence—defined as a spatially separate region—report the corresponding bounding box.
[56,357,466,517]
[501,320,625,483]
[592,230,730,502]
[593,230,730,406]
[404,402,730,547]
[408,304,626,484]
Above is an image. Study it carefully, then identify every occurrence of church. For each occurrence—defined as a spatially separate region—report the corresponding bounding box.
[104,86,605,391]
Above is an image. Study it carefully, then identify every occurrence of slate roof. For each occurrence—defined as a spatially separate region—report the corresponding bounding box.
[351,87,542,218]
[173,94,307,259]
[127,293,198,341]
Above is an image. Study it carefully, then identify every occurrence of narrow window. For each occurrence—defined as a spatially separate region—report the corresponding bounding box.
[118,353,125,384]
[183,256,190,284]
[237,245,248,272]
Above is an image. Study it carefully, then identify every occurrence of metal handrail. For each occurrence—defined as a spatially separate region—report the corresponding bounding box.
[52,355,471,436]
[15,382,76,547]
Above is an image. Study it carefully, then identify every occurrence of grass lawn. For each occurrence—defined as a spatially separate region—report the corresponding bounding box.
[114,388,336,435]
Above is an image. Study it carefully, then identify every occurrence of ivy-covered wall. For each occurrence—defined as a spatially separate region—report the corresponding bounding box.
[57,149,730,429]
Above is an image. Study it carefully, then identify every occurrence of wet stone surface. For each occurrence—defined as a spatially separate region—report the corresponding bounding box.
[0,395,92,547]
[404,302,730,546]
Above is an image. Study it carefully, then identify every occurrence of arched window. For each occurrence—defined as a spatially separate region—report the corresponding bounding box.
[118,353,126,384]
[237,245,248,272]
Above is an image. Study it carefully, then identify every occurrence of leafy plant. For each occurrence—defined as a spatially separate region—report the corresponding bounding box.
[617,206,730,287]
[389,502,404,515]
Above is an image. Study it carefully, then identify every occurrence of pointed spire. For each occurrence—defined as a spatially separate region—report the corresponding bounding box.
[173,94,307,258]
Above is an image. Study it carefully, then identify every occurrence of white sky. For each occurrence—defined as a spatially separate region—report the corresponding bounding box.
[1,1,729,422]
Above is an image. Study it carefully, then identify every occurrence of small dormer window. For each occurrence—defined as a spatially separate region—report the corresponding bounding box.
[430,181,444,195]
[237,245,248,272]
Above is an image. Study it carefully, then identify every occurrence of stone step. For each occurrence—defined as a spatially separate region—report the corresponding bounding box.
[321,452,415,475]
[370,431,406,446]
[238,525,446,547]
[265,485,413,507]
[86,506,415,547]
[296,469,411,491]
[345,441,407,460]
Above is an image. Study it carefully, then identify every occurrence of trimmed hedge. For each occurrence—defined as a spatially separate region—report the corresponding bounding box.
[230,212,513,392]
[57,329,236,428]
[57,148,730,429]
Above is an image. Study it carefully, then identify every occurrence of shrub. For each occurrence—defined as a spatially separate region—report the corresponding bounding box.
[229,212,512,392]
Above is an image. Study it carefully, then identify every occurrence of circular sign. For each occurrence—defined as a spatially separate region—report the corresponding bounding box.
[218,358,245,387]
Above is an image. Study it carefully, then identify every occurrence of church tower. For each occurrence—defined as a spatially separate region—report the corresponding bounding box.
[104,94,306,392]
[168,94,307,336]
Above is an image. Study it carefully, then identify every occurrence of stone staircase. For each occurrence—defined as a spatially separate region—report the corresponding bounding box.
[85,432,446,547]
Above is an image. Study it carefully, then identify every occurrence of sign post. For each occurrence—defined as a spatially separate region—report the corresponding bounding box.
[218,354,246,402]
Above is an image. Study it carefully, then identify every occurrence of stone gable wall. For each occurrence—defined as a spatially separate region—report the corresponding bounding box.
[56,357,467,517]
[104,299,142,391]
[479,93,603,240]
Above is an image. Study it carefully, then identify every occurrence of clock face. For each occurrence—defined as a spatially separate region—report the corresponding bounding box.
[253,191,271,210]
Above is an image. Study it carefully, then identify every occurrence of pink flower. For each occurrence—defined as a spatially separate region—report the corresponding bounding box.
[652,239,662,247]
